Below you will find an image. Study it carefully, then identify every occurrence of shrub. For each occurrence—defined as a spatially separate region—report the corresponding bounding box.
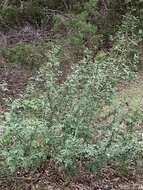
[1,45,143,177]
[0,8,143,179]
[53,11,97,47]
[1,42,44,68]
[0,0,84,29]
[111,13,142,73]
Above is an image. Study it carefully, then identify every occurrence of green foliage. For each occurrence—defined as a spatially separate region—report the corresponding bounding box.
[111,13,142,73]
[0,44,143,177]
[0,0,84,29]
[52,6,98,70]
[0,6,21,27]
[1,42,44,68]
[53,11,97,47]
[0,47,111,174]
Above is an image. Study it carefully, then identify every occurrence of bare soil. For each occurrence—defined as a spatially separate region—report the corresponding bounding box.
[0,160,142,190]
[117,73,143,91]
[0,61,35,114]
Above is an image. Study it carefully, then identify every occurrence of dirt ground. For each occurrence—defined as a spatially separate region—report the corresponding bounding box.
[0,160,143,190]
